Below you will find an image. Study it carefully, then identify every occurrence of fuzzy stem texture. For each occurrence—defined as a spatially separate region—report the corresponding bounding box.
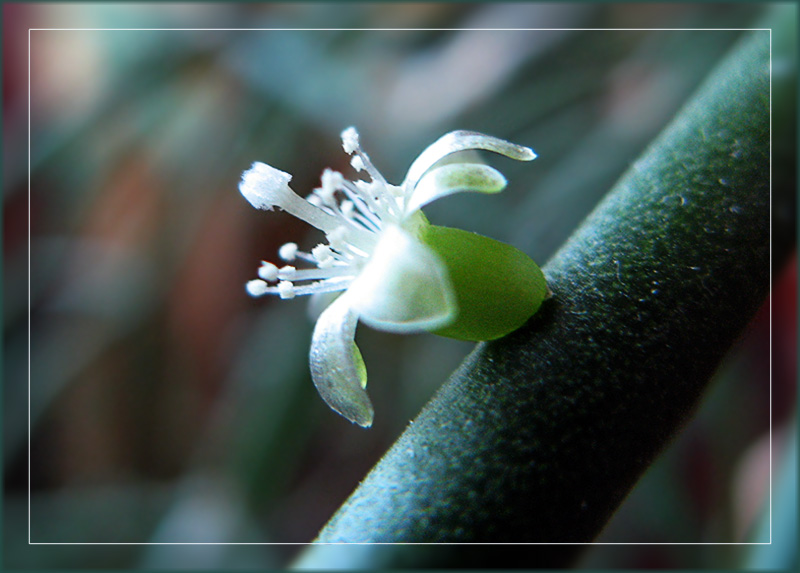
[295,16,795,569]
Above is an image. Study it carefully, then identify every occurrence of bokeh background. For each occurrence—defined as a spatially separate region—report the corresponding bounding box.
[3,2,796,569]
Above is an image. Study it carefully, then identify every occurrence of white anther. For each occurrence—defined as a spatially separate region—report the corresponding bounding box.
[315,186,335,205]
[312,244,335,268]
[258,261,279,281]
[351,155,365,172]
[279,265,296,279]
[355,180,377,199]
[318,169,344,205]
[307,193,323,207]
[327,226,348,250]
[246,279,269,297]
[239,162,294,211]
[277,280,296,299]
[279,242,298,261]
[341,127,359,154]
[341,200,355,218]
[321,169,344,191]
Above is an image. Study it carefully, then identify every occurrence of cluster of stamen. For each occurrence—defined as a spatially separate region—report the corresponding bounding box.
[245,128,405,300]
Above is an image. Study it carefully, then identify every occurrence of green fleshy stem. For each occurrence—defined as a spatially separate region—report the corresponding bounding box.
[295,16,795,567]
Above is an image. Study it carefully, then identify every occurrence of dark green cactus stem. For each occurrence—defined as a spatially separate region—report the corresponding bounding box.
[295,16,795,569]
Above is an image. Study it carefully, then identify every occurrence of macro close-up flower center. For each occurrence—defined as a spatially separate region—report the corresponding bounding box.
[240,127,545,427]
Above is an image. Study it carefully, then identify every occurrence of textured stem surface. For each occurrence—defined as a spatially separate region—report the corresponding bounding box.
[295,19,794,569]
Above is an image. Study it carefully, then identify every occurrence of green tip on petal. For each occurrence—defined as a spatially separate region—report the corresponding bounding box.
[405,163,507,214]
[404,130,536,190]
[309,293,374,427]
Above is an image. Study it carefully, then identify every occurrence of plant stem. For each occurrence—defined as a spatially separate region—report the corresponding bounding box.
[295,14,795,568]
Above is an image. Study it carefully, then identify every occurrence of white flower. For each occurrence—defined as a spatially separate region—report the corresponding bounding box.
[240,127,535,427]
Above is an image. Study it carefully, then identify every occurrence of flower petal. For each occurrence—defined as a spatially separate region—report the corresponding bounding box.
[405,163,507,214]
[403,131,536,191]
[347,225,456,333]
[309,292,373,427]
[306,291,342,321]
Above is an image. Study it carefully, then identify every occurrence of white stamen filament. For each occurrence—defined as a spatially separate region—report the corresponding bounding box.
[240,164,374,252]
[351,180,396,222]
[340,127,389,187]
[340,200,354,218]
[248,276,355,298]
[279,265,296,279]
[281,266,356,282]
[293,250,317,264]
[339,180,385,229]
[352,148,387,187]
[292,278,353,296]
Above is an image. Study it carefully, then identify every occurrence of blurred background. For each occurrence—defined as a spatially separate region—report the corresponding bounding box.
[3,2,795,569]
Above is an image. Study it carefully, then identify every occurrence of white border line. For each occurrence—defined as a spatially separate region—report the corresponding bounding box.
[768,26,773,548]
[27,28,771,30]
[23,542,775,546]
[27,26,773,547]
[28,26,33,549]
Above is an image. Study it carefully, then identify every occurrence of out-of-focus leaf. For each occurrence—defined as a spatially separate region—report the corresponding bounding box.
[745,423,797,569]
[5,485,169,567]
[140,473,279,569]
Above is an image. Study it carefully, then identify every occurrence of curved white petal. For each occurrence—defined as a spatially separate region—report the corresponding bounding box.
[403,131,536,191]
[347,225,456,333]
[309,292,373,427]
[306,290,342,321]
[405,163,507,214]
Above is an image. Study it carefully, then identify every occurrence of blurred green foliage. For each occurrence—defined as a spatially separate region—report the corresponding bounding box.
[3,2,794,570]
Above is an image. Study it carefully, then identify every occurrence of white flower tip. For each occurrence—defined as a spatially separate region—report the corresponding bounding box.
[277,280,296,299]
[278,242,298,261]
[317,169,343,205]
[321,168,344,189]
[520,146,537,161]
[312,243,334,263]
[340,200,355,218]
[239,162,294,210]
[350,155,365,172]
[246,279,269,297]
[326,226,348,249]
[258,261,279,281]
[310,294,374,427]
[341,127,360,155]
